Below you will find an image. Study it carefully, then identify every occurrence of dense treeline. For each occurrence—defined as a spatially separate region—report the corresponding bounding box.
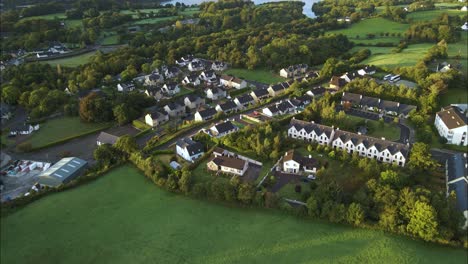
[406,14,462,43]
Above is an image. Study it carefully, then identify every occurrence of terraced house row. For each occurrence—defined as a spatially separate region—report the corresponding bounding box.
[288,119,409,167]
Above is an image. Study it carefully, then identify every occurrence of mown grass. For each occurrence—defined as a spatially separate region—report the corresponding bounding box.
[26,116,111,148]
[41,51,97,67]
[344,115,401,141]
[224,68,284,84]
[327,17,409,45]
[407,8,466,22]
[1,165,466,264]
[362,43,433,68]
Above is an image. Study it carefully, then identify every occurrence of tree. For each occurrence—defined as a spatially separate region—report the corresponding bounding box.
[408,142,438,171]
[93,144,120,167]
[178,168,192,194]
[113,103,139,125]
[237,183,255,204]
[79,92,112,122]
[114,135,138,155]
[306,196,319,217]
[1,85,21,105]
[166,174,179,191]
[407,201,439,241]
[380,170,402,187]
[347,203,365,226]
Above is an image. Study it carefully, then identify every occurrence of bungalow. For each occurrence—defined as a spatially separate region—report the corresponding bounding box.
[380,100,400,116]
[341,72,361,83]
[357,66,376,76]
[199,70,217,81]
[145,110,169,127]
[144,73,164,86]
[250,88,270,102]
[96,132,119,146]
[341,92,362,107]
[182,74,201,86]
[276,100,295,114]
[176,137,204,162]
[164,102,185,117]
[188,60,205,72]
[184,95,205,110]
[162,83,180,95]
[210,121,239,138]
[144,87,163,100]
[215,100,238,114]
[267,84,286,97]
[207,156,248,176]
[9,124,40,136]
[262,106,281,117]
[164,66,181,78]
[306,87,326,97]
[211,61,228,71]
[220,75,247,89]
[234,94,255,108]
[279,64,308,78]
[360,96,380,111]
[329,76,347,89]
[205,87,227,100]
[282,150,319,174]
[194,108,217,122]
[117,82,135,92]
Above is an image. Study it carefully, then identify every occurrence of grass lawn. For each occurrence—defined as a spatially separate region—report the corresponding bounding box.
[225,68,284,84]
[41,51,97,67]
[99,34,119,45]
[407,9,465,22]
[26,116,111,148]
[345,115,401,141]
[192,159,215,183]
[2,165,466,264]
[440,87,468,105]
[22,13,66,20]
[327,17,409,45]
[132,16,178,25]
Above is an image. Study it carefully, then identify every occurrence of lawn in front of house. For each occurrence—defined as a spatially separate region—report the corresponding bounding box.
[224,68,285,84]
[343,115,401,141]
[41,51,97,67]
[2,165,466,264]
[25,116,112,149]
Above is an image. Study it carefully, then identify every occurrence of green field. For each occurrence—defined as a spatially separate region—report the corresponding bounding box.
[328,17,409,45]
[132,16,178,25]
[225,68,284,84]
[407,8,465,22]
[362,43,433,68]
[21,13,82,28]
[1,165,466,264]
[41,51,97,67]
[26,116,111,148]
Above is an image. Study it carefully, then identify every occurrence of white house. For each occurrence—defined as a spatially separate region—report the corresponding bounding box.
[182,75,201,86]
[175,55,193,66]
[117,82,135,92]
[250,88,270,102]
[199,70,217,81]
[144,87,163,100]
[188,60,205,72]
[144,73,164,86]
[288,119,334,146]
[211,61,228,71]
[176,137,204,162]
[279,64,308,78]
[164,66,181,78]
[194,108,217,122]
[357,66,376,76]
[215,100,238,114]
[164,102,185,117]
[234,94,255,108]
[282,150,319,174]
[145,111,169,127]
[205,87,227,100]
[162,83,180,95]
[184,95,205,110]
[207,156,248,176]
[220,75,247,89]
[435,106,468,146]
[209,121,239,138]
[9,124,40,136]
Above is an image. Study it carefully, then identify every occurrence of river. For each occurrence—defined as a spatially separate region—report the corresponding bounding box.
[165,0,321,18]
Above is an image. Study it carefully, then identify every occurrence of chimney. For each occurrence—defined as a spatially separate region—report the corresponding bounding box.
[381,137,386,141]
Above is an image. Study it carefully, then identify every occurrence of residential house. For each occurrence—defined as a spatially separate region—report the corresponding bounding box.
[164,102,185,117]
[329,76,347,89]
[117,82,135,92]
[9,124,40,136]
[289,96,311,109]
[398,104,417,118]
[341,72,361,83]
[211,61,228,71]
[276,100,295,114]
[267,84,286,97]
[182,74,201,86]
[462,22,468,31]
[144,87,163,100]
[175,55,194,66]
[220,75,247,89]
[184,95,205,110]
[341,92,362,107]
[194,108,217,122]
[288,119,334,145]
[435,106,468,146]
[215,100,238,114]
[380,100,400,116]
[164,66,181,78]
[282,150,319,174]
[262,106,281,117]
[96,132,119,146]
[357,66,376,76]
[162,83,180,96]
[250,88,270,102]
[446,153,468,227]
[199,70,217,81]
[176,137,204,162]
[144,73,164,86]
[306,87,326,97]
[279,64,308,78]
[205,87,227,100]
[360,96,381,111]
[145,110,169,127]
[188,60,205,72]
[234,94,255,108]
[210,121,239,138]
[207,156,248,176]
[305,71,320,79]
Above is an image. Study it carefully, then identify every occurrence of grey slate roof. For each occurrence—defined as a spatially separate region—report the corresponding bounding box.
[213,121,237,134]
[97,132,119,145]
[177,137,204,156]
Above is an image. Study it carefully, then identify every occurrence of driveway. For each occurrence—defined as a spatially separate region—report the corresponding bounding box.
[242,163,262,182]
[269,171,301,193]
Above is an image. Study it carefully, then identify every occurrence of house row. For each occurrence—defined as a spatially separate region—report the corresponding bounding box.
[435,105,468,146]
[279,64,309,78]
[9,124,40,136]
[341,92,417,118]
[329,66,376,89]
[208,120,239,138]
[262,96,311,117]
[145,94,206,127]
[175,55,227,71]
[288,118,409,167]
